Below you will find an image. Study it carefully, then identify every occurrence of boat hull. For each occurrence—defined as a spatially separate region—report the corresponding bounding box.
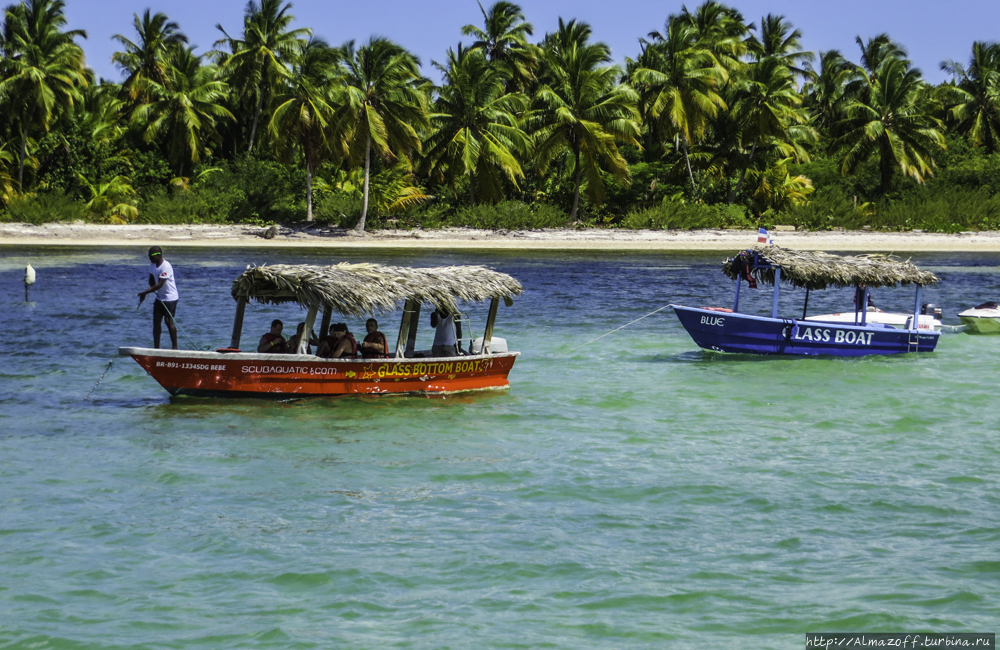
[958,308,1000,334]
[120,347,519,398]
[672,306,939,356]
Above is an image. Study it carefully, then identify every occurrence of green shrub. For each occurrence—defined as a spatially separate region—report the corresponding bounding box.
[873,188,1000,232]
[2,190,87,223]
[782,191,861,230]
[446,201,569,229]
[621,201,752,229]
[312,192,362,226]
[137,188,233,224]
[404,203,451,228]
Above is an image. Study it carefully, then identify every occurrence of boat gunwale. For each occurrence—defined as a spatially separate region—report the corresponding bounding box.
[118,346,521,362]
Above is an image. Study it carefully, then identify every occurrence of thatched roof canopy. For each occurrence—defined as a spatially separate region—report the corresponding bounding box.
[722,245,939,290]
[231,262,523,317]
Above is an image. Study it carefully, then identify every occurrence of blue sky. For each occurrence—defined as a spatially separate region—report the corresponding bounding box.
[64,0,998,85]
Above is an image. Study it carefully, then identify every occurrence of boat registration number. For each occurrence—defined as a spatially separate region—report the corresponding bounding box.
[155,361,227,370]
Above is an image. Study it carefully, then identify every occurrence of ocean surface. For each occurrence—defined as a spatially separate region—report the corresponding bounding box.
[1,245,999,649]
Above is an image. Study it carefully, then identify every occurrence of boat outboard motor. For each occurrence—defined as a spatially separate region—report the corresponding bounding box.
[921,303,942,319]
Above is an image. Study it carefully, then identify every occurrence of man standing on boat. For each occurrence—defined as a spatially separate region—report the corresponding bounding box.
[137,246,179,349]
[430,308,458,357]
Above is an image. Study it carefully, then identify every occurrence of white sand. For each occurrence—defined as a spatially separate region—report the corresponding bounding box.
[3,222,1000,251]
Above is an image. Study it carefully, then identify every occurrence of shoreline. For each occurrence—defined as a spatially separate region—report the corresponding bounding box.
[4,222,1000,251]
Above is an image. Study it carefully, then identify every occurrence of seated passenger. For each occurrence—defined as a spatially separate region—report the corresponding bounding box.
[286,321,314,355]
[360,318,388,359]
[257,319,287,353]
[317,323,357,358]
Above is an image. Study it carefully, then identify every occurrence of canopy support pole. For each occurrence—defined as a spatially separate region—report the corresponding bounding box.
[861,287,870,325]
[771,268,781,319]
[319,308,332,340]
[230,298,246,349]
[482,298,500,354]
[912,286,922,332]
[298,306,318,355]
[396,299,419,359]
[801,288,810,319]
[733,278,742,312]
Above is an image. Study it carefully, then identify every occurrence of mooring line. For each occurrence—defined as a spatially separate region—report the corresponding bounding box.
[556,305,671,357]
[85,302,143,401]
[155,298,208,351]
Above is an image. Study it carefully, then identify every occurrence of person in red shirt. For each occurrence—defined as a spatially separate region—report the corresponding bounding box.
[317,323,357,358]
[257,319,287,353]
[360,318,388,358]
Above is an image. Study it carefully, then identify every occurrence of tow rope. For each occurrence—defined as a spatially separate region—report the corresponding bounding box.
[556,305,671,357]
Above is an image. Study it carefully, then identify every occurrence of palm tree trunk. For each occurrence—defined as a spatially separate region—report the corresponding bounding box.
[306,160,314,222]
[879,139,893,195]
[682,135,697,192]
[18,120,27,190]
[304,134,314,222]
[729,142,757,203]
[248,92,264,154]
[570,147,581,222]
[356,136,371,233]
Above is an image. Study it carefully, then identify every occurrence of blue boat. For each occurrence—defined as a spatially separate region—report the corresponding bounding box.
[672,245,941,356]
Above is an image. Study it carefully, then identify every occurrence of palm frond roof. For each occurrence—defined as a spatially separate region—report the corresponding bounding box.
[231,262,523,317]
[722,245,939,290]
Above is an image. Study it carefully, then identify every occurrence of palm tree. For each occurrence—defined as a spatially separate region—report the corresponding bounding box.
[527,20,640,221]
[0,0,87,189]
[268,37,339,220]
[676,0,748,75]
[329,37,428,233]
[111,10,187,103]
[423,45,531,205]
[746,14,813,79]
[802,50,857,133]
[630,16,728,191]
[214,0,309,153]
[133,47,234,177]
[834,41,945,195]
[726,56,813,202]
[77,172,138,223]
[461,1,538,91]
[941,42,1000,153]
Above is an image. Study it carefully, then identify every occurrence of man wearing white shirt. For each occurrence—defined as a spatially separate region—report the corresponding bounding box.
[137,246,179,349]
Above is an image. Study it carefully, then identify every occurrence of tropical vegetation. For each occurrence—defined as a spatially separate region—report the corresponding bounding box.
[4,0,1000,232]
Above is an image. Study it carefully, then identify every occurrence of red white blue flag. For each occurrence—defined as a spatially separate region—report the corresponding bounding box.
[757,227,771,244]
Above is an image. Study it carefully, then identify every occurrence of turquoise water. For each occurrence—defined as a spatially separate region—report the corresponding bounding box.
[2,247,999,649]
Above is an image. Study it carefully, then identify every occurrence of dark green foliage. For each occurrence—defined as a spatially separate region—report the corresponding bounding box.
[312,193,363,226]
[137,188,232,224]
[874,188,1000,232]
[2,190,86,223]
[782,190,860,230]
[198,157,306,222]
[446,200,569,229]
[621,201,752,229]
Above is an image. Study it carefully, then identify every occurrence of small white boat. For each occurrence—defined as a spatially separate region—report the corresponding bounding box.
[806,306,943,332]
[958,302,1000,334]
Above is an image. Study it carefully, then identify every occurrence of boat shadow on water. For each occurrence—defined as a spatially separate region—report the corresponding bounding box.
[642,349,933,365]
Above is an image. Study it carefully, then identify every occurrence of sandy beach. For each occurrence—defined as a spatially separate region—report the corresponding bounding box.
[4,221,1000,251]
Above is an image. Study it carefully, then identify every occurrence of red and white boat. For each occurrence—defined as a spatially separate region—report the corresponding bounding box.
[120,262,523,398]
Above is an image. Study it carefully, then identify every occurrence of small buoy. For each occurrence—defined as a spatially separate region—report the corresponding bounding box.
[25,264,35,301]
